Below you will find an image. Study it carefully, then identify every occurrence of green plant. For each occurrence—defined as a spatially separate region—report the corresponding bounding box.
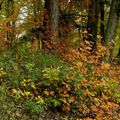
[24,99,45,115]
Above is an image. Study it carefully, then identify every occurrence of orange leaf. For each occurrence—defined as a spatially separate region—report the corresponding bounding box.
[102,93,108,100]
[63,105,71,111]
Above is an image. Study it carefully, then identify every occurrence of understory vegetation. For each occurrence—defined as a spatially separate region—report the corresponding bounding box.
[0,42,120,120]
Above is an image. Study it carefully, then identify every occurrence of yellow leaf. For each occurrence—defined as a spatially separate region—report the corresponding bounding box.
[94,98,100,103]
[36,96,44,104]
[50,91,54,95]
[24,91,31,96]
[12,89,17,94]
[101,62,110,69]
[104,63,110,69]
[31,83,36,89]
[68,97,75,103]
[20,91,25,97]
[44,90,49,96]
[60,98,67,103]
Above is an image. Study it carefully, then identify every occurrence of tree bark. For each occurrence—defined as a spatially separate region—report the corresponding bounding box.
[105,0,120,45]
[42,0,51,49]
[50,0,59,40]
[100,0,105,45]
[0,0,4,10]
[5,0,15,47]
[43,0,59,52]
[87,0,99,50]
[112,20,120,57]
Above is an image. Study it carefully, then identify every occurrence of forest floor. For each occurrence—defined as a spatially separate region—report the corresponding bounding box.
[0,48,120,120]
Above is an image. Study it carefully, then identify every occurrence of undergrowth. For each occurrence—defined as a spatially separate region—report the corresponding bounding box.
[0,41,120,120]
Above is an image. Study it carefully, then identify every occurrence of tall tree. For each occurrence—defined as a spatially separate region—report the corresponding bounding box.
[50,0,59,40]
[43,0,50,48]
[112,20,120,57]
[87,0,99,50]
[32,0,43,50]
[105,0,120,45]
[5,0,15,47]
[43,0,59,52]
[100,0,105,45]
[0,0,4,10]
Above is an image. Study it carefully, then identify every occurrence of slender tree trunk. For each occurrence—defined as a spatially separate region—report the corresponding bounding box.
[5,0,12,47]
[11,0,15,43]
[87,0,99,50]
[0,0,4,10]
[32,0,39,50]
[100,0,105,45]
[105,0,120,45]
[5,0,15,47]
[42,0,51,49]
[112,20,120,57]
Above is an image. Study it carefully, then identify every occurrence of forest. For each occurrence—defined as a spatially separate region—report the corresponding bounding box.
[0,0,120,119]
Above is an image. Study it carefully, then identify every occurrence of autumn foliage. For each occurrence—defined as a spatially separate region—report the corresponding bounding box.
[0,38,119,119]
[0,0,120,119]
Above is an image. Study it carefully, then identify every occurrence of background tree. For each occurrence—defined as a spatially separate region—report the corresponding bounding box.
[0,0,4,10]
[105,0,120,45]
[100,0,105,45]
[4,0,15,47]
[87,0,99,50]
[43,0,59,53]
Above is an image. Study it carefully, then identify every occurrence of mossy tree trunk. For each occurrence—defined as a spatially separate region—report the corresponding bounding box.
[105,0,120,46]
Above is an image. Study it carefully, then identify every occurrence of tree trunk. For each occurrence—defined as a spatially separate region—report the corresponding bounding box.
[42,0,50,49]
[87,0,99,50]
[112,20,120,57]
[50,0,59,40]
[0,0,4,10]
[105,0,120,45]
[43,0,59,53]
[5,0,15,47]
[100,0,105,45]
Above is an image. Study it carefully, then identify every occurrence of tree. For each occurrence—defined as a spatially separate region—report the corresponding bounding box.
[0,0,4,10]
[100,0,105,45]
[32,0,43,50]
[105,0,120,45]
[42,0,50,49]
[5,0,15,47]
[112,20,120,57]
[43,0,59,52]
[87,0,99,50]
